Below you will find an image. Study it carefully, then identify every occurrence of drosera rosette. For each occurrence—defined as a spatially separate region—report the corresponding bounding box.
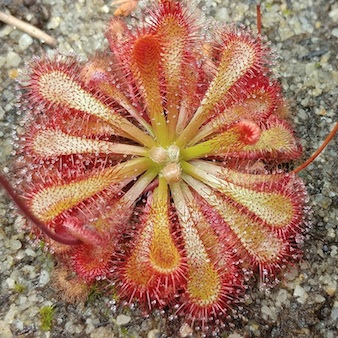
[1,0,336,332]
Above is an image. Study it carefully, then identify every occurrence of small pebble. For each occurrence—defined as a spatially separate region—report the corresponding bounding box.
[100,5,110,14]
[215,7,230,22]
[6,277,16,289]
[116,314,131,326]
[330,307,338,322]
[293,285,308,304]
[179,322,193,337]
[314,294,326,303]
[38,270,50,286]
[261,304,277,321]
[9,239,22,252]
[25,248,37,257]
[228,334,244,338]
[330,246,338,257]
[276,289,289,306]
[18,33,34,50]
[6,51,21,68]
[0,56,6,68]
[329,8,338,22]
[47,17,61,30]
[12,319,24,332]
[332,28,338,38]
[147,329,160,338]
[324,283,337,297]
[90,326,115,338]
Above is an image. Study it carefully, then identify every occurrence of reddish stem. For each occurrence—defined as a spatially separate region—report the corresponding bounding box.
[256,4,262,35]
[292,121,338,174]
[0,174,82,246]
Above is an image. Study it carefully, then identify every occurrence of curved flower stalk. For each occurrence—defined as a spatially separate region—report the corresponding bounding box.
[11,0,308,326]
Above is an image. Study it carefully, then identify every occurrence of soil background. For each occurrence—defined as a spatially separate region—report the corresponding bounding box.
[0,0,337,337]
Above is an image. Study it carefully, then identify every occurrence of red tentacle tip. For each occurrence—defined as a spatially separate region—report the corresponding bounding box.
[238,119,261,145]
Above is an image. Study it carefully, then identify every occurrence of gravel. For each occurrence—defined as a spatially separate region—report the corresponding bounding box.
[0,0,337,337]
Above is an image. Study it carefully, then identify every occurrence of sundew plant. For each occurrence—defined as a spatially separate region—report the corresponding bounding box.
[1,0,337,333]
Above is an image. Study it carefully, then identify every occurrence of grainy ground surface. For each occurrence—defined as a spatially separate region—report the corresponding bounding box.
[0,0,337,337]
